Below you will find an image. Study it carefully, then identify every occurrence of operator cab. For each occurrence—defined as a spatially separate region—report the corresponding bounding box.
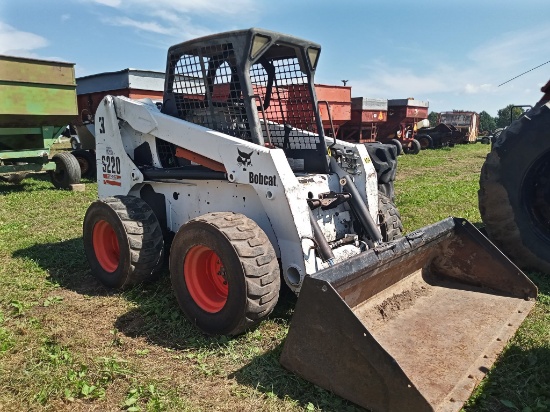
[161,28,329,174]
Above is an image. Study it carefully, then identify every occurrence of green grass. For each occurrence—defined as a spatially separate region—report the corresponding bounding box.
[0,143,548,411]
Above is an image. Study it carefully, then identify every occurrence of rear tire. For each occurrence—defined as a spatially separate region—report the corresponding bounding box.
[83,196,164,288]
[417,135,433,150]
[390,139,403,156]
[378,192,403,241]
[49,152,81,189]
[404,139,421,155]
[479,103,550,274]
[72,149,96,179]
[170,212,280,336]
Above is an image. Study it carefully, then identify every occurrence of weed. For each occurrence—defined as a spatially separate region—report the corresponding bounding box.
[9,300,25,316]
[0,327,15,355]
[43,295,64,307]
[123,383,175,412]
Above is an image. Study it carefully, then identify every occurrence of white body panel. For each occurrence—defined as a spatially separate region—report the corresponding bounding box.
[94,96,380,292]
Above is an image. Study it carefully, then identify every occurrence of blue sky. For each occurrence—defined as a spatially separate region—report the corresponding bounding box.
[1,0,549,116]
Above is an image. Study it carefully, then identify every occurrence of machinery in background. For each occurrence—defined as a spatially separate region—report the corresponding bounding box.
[0,55,80,188]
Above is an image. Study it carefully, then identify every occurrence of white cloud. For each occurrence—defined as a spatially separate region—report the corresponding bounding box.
[348,24,550,115]
[85,0,259,43]
[90,0,122,7]
[90,0,258,16]
[103,16,177,35]
[0,22,49,56]
[468,26,550,71]
[464,83,494,95]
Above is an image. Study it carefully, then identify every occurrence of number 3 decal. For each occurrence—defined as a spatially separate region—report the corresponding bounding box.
[98,117,105,134]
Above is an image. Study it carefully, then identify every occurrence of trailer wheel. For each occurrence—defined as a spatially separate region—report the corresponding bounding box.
[390,139,403,156]
[170,212,280,336]
[378,192,403,241]
[404,139,421,155]
[70,136,81,150]
[417,135,433,150]
[72,149,96,179]
[83,196,164,288]
[479,103,550,273]
[49,152,81,189]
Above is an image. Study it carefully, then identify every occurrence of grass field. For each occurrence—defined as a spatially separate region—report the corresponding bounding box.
[0,143,548,411]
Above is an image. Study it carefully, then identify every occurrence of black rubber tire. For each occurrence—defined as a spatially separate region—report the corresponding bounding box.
[378,192,403,242]
[404,139,421,155]
[72,149,96,179]
[83,196,164,289]
[417,135,433,150]
[364,143,398,201]
[480,136,490,145]
[170,212,280,336]
[479,102,550,274]
[390,139,403,156]
[70,136,81,150]
[49,152,81,189]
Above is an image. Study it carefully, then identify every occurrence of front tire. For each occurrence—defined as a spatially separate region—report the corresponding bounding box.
[170,212,280,336]
[479,103,550,274]
[83,196,164,288]
[49,152,81,189]
[378,192,403,241]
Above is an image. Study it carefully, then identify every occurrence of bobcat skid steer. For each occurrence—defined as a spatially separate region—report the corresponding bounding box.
[83,29,537,412]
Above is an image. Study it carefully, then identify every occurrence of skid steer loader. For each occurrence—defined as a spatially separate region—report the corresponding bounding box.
[83,29,537,412]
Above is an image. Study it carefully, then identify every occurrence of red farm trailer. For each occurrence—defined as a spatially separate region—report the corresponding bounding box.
[337,97,388,144]
[376,98,429,155]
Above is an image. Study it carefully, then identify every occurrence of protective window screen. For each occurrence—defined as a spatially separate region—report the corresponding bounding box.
[250,57,318,149]
[171,43,251,140]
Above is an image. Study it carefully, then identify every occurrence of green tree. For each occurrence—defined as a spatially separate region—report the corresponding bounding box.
[479,111,497,133]
[428,111,439,126]
[496,104,525,128]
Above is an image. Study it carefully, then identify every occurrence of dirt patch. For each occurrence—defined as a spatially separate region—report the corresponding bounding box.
[375,283,431,322]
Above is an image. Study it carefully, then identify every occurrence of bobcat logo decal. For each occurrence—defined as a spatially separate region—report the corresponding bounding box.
[237,149,253,169]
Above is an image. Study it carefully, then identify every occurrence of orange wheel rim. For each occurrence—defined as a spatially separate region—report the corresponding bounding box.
[184,245,228,313]
[93,220,120,272]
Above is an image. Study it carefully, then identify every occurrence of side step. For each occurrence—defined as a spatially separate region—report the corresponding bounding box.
[280,218,537,412]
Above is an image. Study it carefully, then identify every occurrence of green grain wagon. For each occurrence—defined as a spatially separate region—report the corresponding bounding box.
[0,55,80,188]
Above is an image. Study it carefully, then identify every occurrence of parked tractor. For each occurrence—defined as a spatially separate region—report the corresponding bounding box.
[82,29,537,412]
[479,79,550,274]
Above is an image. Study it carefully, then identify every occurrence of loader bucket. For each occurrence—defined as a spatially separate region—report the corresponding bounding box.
[280,218,537,412]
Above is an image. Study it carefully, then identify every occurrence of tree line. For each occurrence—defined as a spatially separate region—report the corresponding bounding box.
[427,105,527,134]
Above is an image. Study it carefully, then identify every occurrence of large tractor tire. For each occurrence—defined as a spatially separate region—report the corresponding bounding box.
[364,143,398,201]
[170,212,280,336]
[479,102,550,274]
[72,149,96,179]
[378,192,403,241]
[49,152,81,189]
[83,196,164,288]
